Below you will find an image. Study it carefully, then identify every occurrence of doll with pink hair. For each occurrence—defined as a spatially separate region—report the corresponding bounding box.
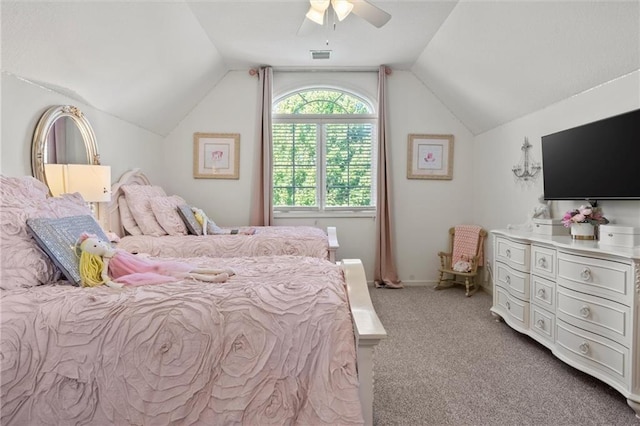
[77,233,233,288]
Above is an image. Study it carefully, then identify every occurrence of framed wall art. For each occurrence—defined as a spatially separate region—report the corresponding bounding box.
[193,133,240,179]
[407,134,454,180]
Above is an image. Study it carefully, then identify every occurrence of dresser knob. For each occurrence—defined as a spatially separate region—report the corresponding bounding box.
[506,301,511,310]
[579,342,590,355]
[536,319,545,329]
[580,268,591,281]
[505,249,511,258]
[537,288,546,298]
[505,275,511,285]
[608,233,613,237]
[580,305,591,318]
[537,257,547,268]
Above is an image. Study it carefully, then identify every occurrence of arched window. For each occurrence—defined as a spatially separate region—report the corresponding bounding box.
[272,88,377,213]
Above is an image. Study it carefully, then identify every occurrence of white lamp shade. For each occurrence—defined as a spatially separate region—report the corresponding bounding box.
[66,164,112,202]
[307,0,330,24]
[44,164,112,202]
[306,7,325,25]
[310,0,330,11]
[331,0,353,21]
[43,163,67,197]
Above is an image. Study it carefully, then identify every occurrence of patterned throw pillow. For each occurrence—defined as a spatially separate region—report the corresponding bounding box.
[176,204,203,236]
[121,185,167,236]
[26,215,110,286]
[149,195,188,236]
[0,175,92,290]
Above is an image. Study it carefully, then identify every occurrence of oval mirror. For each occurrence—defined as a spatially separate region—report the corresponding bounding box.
[31,105,100,194]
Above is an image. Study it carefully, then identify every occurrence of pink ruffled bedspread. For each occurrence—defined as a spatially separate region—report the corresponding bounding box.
[0,256,362,425]
[117,226,330,259]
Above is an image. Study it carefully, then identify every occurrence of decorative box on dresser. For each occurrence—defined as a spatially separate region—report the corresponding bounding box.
[490,229,640,418]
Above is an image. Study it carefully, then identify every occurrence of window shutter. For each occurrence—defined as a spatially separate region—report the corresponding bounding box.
[325,123,373,207]
[272,123,317,207]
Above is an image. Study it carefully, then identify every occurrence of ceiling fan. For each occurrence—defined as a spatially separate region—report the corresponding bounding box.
[301,0,391,30]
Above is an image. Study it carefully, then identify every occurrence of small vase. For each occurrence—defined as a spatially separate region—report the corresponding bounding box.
[571,222,595,240]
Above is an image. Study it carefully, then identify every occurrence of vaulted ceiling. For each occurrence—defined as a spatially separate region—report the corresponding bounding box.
[2,1,638,136]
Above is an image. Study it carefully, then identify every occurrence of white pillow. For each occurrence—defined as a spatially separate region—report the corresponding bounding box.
[121,185,167,236]
[149,195,188,236]
[118,196,142,236]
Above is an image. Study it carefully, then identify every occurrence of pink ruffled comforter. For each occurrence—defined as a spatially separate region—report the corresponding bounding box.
[117,226,330,259]
[0,256,362,425]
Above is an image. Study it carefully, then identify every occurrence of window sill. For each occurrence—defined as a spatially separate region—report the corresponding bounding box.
[274,210,376,219]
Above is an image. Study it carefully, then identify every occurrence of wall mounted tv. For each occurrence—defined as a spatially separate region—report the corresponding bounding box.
[541,109,640,201]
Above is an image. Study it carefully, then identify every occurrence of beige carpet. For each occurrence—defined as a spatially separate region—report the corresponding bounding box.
[369,286,638,425]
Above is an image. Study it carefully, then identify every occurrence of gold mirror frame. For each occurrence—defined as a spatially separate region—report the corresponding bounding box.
[31,105,100,193]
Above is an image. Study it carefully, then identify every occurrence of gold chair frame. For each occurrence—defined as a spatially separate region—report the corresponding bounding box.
[436,227,487,297]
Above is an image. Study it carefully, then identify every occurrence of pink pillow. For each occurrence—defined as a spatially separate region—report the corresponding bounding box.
[118,196,142,236]
[0,176,92,290]
[0,175,49,207]
[149,195,188,236]
[121,185,167,236]
[40,192,92,218]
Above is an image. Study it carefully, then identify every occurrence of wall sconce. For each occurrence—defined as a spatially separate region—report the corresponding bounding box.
[512,137,541,181]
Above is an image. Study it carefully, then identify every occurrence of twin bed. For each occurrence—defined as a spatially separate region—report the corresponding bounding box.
[106,168,340,262]
[0,172,386,425]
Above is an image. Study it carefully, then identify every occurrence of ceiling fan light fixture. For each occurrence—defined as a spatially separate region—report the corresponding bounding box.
[331,0,354,21]
[306,6,325,25]
[310,0,331,10]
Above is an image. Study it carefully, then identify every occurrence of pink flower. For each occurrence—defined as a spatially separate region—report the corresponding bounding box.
[579,207,592,216]
[562,205,609,227]
[572,213,586,223]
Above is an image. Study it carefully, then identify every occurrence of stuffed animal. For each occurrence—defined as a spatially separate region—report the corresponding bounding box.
[191,207,255,235]
[76,233,234,288]
[508,193,550,231]
[532,193,551,219]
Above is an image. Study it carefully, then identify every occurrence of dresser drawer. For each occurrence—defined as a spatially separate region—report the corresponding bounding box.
[557,252,630,304]
[496,262,530,301]
[530,304,555,348]
[556,319,629,388]
[495,237,530,272]
[531,274,555,311]
[531,244,556,279]
[557,286,630,346]
[495,285,529,331]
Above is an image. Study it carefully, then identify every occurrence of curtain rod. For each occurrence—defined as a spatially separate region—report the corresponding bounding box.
[249,66,392,76]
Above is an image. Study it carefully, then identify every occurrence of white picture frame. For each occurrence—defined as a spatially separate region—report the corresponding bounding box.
[193,133,240,179]
[407,134,454,180]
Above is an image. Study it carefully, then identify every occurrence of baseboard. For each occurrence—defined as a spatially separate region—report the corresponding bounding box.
[480,283,493,296]
[367,280,439,287]
[367,280,493,294]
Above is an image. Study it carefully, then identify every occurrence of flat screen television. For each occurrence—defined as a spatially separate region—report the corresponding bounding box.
[541,109,640,201]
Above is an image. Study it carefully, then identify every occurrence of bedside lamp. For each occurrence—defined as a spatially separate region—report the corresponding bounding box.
[44,163,112,218]
[65,164,112,203]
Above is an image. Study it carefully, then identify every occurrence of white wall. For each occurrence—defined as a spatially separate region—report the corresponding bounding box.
[7,66,636,289]
[161,70,259,226]
[473,70,640,290]
[1,72,165,184]
[163,69,476,283]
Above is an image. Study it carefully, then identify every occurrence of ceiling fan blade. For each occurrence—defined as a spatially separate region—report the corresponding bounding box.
[349,0,391,28]
[297,17,316,36]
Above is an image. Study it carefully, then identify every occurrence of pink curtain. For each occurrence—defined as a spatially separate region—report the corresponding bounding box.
[374,65,402,288]
[250,66,273,226]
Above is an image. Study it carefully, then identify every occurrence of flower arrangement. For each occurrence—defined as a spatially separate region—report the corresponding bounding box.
[561,205,609,228]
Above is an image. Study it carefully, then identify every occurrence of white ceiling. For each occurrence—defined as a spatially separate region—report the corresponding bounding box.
[2,0,639,136]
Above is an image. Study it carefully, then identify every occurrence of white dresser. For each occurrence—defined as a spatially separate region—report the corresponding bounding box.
[491,229,640,418]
